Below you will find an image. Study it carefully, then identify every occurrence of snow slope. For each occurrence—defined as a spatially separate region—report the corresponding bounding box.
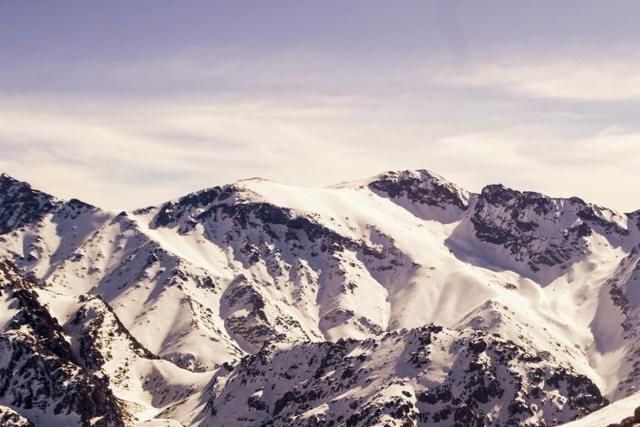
[1,169,639,426]
[561,390,640,426]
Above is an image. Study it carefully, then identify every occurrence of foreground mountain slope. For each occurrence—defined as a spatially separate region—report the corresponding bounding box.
[177,325,606,427]
[0,174,244,371]
[0,169,639,426]
[562,390,640,427]
[0,257,214,425]
[0,260,126,427]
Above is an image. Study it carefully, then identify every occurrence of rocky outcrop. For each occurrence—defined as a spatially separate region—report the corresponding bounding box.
[202,325,606,426]
[368,169,470,222]
[468,184,630,274]
[0,406,33,427]
[0,174,57,235]
[0,260,127,427]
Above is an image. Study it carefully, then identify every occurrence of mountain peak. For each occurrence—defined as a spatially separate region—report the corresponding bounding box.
[0,172,26,186]
[0,172,53,197]
[369,168,449,184]
[3,167,640,426]
[478,183,550,205]
[234,176,273,185]
[464,181,631,281]
[365,169,470,222]
[148,182,260,229]
[0,172,59,235]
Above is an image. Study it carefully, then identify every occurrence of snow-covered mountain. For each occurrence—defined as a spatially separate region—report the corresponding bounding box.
[1,169,640,426]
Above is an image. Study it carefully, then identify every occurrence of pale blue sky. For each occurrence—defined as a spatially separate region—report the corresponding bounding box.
[1,1,639,211]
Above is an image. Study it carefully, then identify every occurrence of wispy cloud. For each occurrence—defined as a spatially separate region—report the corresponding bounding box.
[0,49,639,211]
[0,91,638,212]
[0,2,638,215]
[0,95,411,209]
[442,58,640,101]
[433,127,640,212]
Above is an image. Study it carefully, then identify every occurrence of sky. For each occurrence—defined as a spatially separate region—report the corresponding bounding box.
[1,1,640,211]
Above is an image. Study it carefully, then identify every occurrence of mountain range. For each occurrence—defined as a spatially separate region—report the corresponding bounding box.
[1,169,640,426]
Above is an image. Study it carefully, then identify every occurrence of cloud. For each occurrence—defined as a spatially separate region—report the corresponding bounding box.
[442,59,640,101]
[1,93,638,213]
[429,127,640,212]
[0,95,422,210]
[0,51,639,212]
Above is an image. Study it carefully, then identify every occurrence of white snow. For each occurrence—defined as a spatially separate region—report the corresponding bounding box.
[2,169,640,425]
[562,391,640,426]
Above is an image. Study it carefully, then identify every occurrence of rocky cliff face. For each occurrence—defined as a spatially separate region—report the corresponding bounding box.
[0,174,58,235]
[367,169,470,222]
[442,184,633,284]
[473,185,629,269]
[0,260,126,427]
[198,325,605,427]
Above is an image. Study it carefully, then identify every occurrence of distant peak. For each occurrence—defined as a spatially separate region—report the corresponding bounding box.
[235,177,272,184]
[334,169,455,190]
[371,169,446,184]
[0,172,48,196]
[368,168,467,194]
[478,184,604,213]
[0,174,59,235]
[365,169,470,221]
[66,198,96,211]
[149,181,266,229]
[478,184,523,203]
[0,172,22,185]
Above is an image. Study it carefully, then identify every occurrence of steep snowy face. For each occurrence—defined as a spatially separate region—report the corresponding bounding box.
[0,174,58,235]
[455,184,631,281]
[63,294,214,422]
[147,184,244,231]
[44,211,245,372]
[366,169,470,222]
[589,244,640,399]
[192,325,605,427]
[0,259,214,426]
[0,174,241,373]
[67,295,159,370]
[0,174,111,278]
[0,260,126,427]
[145,182,409,349]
